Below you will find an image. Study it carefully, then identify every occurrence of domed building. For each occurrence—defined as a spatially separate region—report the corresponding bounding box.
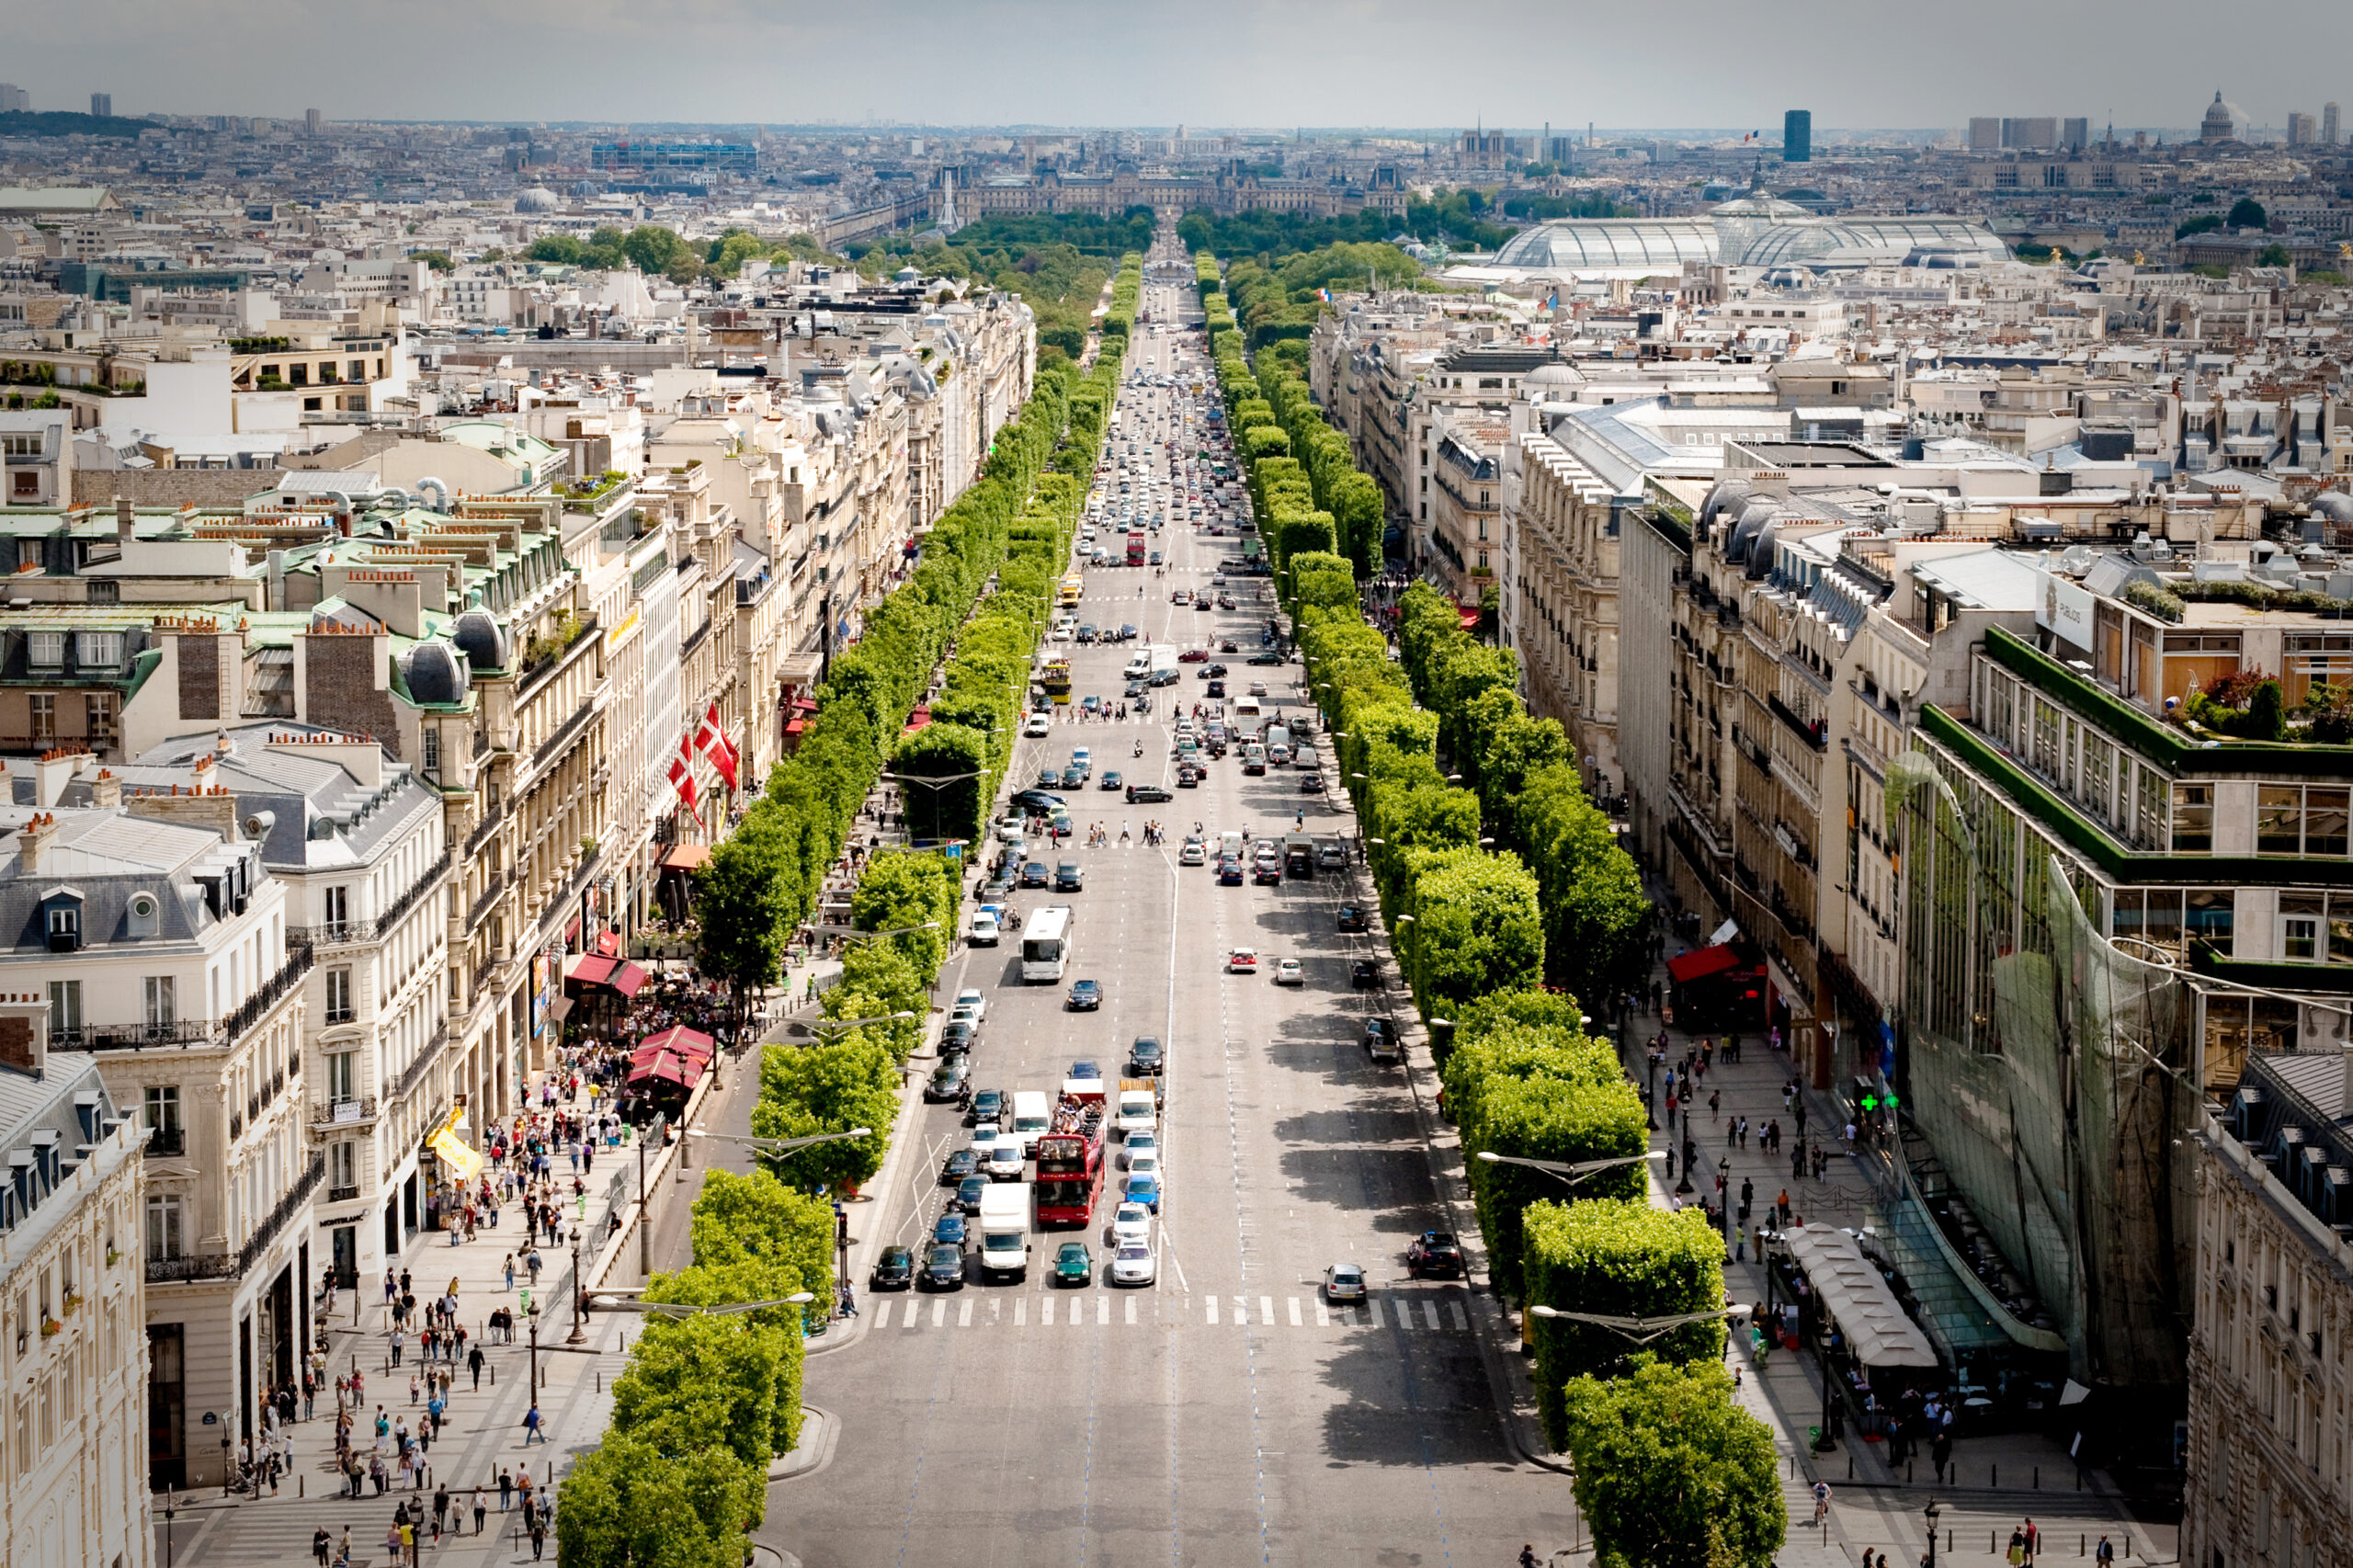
[2200,92,2245,144]
[515,186,561,213]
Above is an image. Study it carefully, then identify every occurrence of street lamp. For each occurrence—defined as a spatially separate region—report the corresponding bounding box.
[589,1291,814,1318]
[1526,1301,1745,1344]
[1924,1500,1942,1567]
[691,1127,874,1154]
[807,1009,917,1035]
[809,921,939,945]
[1476,1149,1666,1187]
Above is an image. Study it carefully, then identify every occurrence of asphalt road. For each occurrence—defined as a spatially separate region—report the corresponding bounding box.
[772,248,1577,1565]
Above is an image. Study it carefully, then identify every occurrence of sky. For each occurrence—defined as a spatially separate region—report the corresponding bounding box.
[13,0,2353,134]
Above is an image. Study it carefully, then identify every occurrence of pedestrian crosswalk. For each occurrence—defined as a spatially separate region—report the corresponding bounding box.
[865,1291,1472,1333]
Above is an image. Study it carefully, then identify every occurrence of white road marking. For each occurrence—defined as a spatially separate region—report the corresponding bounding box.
[1097,1296,1109,1324]
[1422,1301,1441,1331]
[904,1301,920,1330]
[1314,1301,1329,1327]
[1206,1296,1219,1325]
[932,1299,946,1327]
[1233,1295,1248,1325]
[958,1298,973,1327]
[1365,1299,1382,1327]
[1042,1295,1055,1326]
[1125,1295,1138,1324]
[1287,1297,1302,1327]
[1449,1301,1469,1331]
[1015,1297,1027,1327]
[1261,1296,1275,1325]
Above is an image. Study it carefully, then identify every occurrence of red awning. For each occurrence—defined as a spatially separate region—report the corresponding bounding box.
[1666,944,1740,985]
[903,704,933,735]
[784,718,806,735]
[658,844,710,872]
[636,1025,714,1062]
[1456,607,1481,630]
[608,961,650,999]
[564,954,617,988]
[627,1051,702,1088]
[790,697,819,712]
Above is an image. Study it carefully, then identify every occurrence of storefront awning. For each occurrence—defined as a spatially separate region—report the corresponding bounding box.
[636,1024,715,1061]
[1667,943,1741,984]
[565,954,617,988]
[658,844,711,872]
[593,930,621,959]
[608,961,650,998]
[627,1050,703,1088]
[784,718,806,736]
[1783,1226,1939,1369]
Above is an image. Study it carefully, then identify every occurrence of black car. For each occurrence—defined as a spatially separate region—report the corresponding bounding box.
[1407,1231,1465,1279]
[1118,624,1139,642]
[1127,782,1173,803]
[1061,767,1088,789]
[1130,1036,1165,1075]
[1019,861,1050,888]
[1037,767,1062,789]
[870,1245,915,1290]
[1055,861,1086,892]
[1336,905,1369,933]
[1099,771,1123,791]
[920,1244,966,1290]
[1351,960,1381,989]
[938,1021,976,1056]
[1176,767,1200,788]
[939,1148,979,1185]
[1067,978,1103,1010]
[1301,772,1325,793]
[1254,858,1282,885]
[1125,679,1148,699]
[1218,858,1245,886]
[1013,789,1065,812]
[954,1175,990,1215]
[1199,663,1228,679]
[1247,651,1284,666]
[925,1055,972,1103]
[968,1088,1005,1127]
[933,1211,968,1247]
[1206,680,1226,699]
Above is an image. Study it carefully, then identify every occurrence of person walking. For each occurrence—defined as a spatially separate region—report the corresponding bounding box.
[2095,1536,2115,1565]
[313,1525,332,1565]
[523,1403,546,1444]
[473,1488,489,1536]
[499,1466,515,1510]
[468,1342,485,1391]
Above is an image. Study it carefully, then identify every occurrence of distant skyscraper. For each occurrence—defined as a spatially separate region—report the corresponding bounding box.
[0,84,28,114]
[88,91,110,118]
[2288,110,2317,145]
[2062,117,2089,153]
[305,107,321,136]
[2326,102,2342,145]
[1967,117,2001,152]
[1783,108,1812,163]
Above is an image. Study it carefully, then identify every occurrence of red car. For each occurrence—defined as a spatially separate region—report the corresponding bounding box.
[1178,649,1210,663]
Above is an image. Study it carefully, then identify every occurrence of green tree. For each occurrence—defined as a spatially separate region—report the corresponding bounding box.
[1406,850,1543,1020]
[1523,1198,1726,1445]
[609,1308,799,1471]
[692,828,789,1045]
[2227,197,2268,230]
[1560,1358,1784,1568]
[890,723,991,845]
[556,1432,759,1568]
[622,223,692,277]
[408,249,455,272]
[750,1036,898,1192]
[2256,243,2293,268]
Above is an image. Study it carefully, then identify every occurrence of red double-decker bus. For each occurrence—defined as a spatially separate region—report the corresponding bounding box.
[1033,1088,1106,1226]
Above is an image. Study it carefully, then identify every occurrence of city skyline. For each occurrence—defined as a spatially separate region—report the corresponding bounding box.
[14,0,2353,131]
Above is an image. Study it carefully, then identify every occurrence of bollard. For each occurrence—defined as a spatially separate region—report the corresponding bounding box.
[1992,1463,1997,1487]
[299,1476,303,1497]
[1847,1456,1853,1480]
[2081,1535,2086,1556]
[2034,1466,2040,1489]
[1906,1460,1914,1483]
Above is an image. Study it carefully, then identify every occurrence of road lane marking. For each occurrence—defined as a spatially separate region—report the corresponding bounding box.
[1097,1296,1109,1325]
[1015,1297,1027,1326]
[1449,1301,1469,1330]
[904,1300,920,1329]
[1288,1297,1302,1327]
[1125,1295,1137,1324]
[1206,1296,1219,1324]
[1042,1296,1054,1325]
[931,1299,946,1327]
[1366,1299,1383,1327]
[1423,1301,1442,1331]
[958,1298,973,1328]
[1261,1296,1275,1325]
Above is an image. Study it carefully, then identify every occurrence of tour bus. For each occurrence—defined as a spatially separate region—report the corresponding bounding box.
[1059,574,1086,610]
[1021,904,1074,983]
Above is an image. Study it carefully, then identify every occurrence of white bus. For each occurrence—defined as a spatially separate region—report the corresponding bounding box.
[1020,905,1074,983]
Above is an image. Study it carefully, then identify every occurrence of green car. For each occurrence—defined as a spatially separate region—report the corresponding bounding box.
[1053,1241,1094,1287]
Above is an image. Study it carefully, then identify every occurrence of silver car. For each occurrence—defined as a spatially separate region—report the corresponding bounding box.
[1324,1263,1368,1304]
[1110,1242,1157,1287]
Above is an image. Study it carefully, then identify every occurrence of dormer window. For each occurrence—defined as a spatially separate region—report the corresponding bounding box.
[42,892,82,953]
[26,631,62,668]
[127,892,159,939]
[74,631,122,667]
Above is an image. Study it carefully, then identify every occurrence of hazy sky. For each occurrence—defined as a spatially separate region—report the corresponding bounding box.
[15,0,2352,133]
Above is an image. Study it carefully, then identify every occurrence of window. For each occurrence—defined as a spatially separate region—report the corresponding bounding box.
[142,1086,179,1134]
[322,886,348,935]
[324,968,354,1024]
[28,693,53,741]
[287,363,307,386]
[2257,786,2349,858]
[326,1051,356,1105]
[142,976,175,1028]
[25,631,62,666]
[46,981,78,1044]
[74,631,121,666]
[144,1195,182,1262]
[347,360,366,382]
[45,903,77,948]
[2171,783,2214,852]
[330,1140,357,1195]
[85,693,118,745]
[2031,699,2060,776]
[420,729,439,776]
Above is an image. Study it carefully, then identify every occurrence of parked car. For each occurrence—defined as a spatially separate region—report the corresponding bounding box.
[1407,1231,1465,1279]
[870,1245,915,1290]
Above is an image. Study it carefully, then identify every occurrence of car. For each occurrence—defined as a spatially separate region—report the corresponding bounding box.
[1052,1241,1095,1288]
[1061,766,1087,789]
[1037,767,1063,789]
[1351,960,1381,989]
[940,1148,979,1185]
[1323,1263,1368,1303]
[1122,779,1172,804]
[1080,694,1103,715]
[870,1245,915,1290]
[949,1001,983,1032]
[1067,979,1103,1011]
[1012,790,1063,814]
[1199,663,1228,679]
[933,1211,968,1247]
[921,1244,967,1290]
[1178,649,1209,663]
[1300,772,1325,794]
[925,1055,972,1103]
[1110,1242,1158,1287]
[986,1135,1026,1180]
[1020,861,1050,888]
[1364,1017,1398,1054]
[1100,770,1124,791]
[1129,1036,1164,1074]
[1247,681,1267,698]
[1218,858,1244,884]
[1072,747,1092,771]
[1023,712,1051,736]
[1247,651,1284,666]
[1076,626,1098,645]
[1205,680,1226,699]
[1227,947,1259,973]
[1120,1126,1159,1169]
[954,1175,990,1216]
[969,911,1002,945]
[1273,959,1303,985]
[1054,861,1086,892]
[1336,905,1369,933]
[968,1088,1004,1127]
[1148,551,1164,566]
[1068,1059,1103,1082]
[1177,765,1202,788]
[955,988,987,1024]
[1407,1231,1466,1279]
[1194,597,1212,611]
[938,1020,977,1056]
[1254,859,1281,885]
[1178,836,1206,865]
[1124,679,1147,699]
[1123,1171,1162,1213]
[1125,1152,1161,1186]
[1118,624,1139,642]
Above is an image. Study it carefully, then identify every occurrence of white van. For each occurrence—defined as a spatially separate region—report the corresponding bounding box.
[1010,1090,1051,1154]
[1233,696,1263,726]
[1219,830,1245,862]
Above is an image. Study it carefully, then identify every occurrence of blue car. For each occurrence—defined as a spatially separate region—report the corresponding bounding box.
[933,1211,968,1247]
[1123,1172,1162,1213]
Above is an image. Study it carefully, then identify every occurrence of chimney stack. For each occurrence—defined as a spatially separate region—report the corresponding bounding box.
[115,495,134,545]
[16,812,58,877]
[88,768,120,811]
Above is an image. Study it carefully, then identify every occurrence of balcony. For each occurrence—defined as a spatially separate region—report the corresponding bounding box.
[326,1185,362,1205]
[465,802,506,856]
[311,1096,379,1129]
[394,1023,449,1102]
[63,944,312,1054]
[290,848,453,950]
[144,1126,184,1156]
[235,1152,324,1275]
[146,1254,239,1286]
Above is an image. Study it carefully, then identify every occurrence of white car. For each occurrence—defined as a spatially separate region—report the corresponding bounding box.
[949,1003,983,1033]
[1119,1129,1158,1170]
[996,817,1026,846]
[1270,957,1305,985]
[1110,1242,1157,1287]
[1125,1153,1162,1187]
[1050,622,1075,642]
[954,988,987,1023]
[1178,837,1206,866]
[968,912,1000,946]
[985,1135,1026,1180]
[1108,1200,1153,1247]
[1023,712,1052,737]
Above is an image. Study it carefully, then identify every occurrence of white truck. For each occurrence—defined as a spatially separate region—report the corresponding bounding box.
[1009,1089,1052,1153]
[977,1183,1031,1282]
[1148,643,1180,687]
[1115,1080,1160,1139]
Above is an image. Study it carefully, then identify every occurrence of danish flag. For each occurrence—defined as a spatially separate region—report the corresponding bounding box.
[694,702,739,790]
[667,736,699,811]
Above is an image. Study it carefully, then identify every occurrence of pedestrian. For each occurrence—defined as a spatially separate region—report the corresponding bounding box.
[2023,1517,2039,1564]
[473,1488,489,1536]
[1931,1430,1953,1483]
[390,1328,404,1367]
[530,1518,547,1561]
[434,1483,450,1540]
[313,1525,332,1565]
[2095,1536,2114,1565]
[468,1343,485,1391]
[1812,1479,1832,1528]
[1519,1548,1539,1568]
[524,1403,546,1444]
[2006,1526,2026,1565]
[499,1467,515,1510]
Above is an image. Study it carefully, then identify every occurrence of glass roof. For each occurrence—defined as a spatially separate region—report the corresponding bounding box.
[1737,219,2009,267]
[1491,220,1719,272]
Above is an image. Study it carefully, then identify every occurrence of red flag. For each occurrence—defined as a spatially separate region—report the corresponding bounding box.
[695,701,739,790]
[667,738,699,811]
